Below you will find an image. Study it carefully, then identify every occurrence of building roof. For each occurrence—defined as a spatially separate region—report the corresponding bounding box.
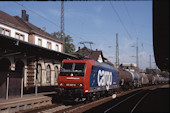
[153,0,169,72]
[103,57,114,66]
[76,47,103,61]
[90,51,103,61]
[0,10,63,44]
[0,11,29,32]
[0,34,77,61]
[75,46,114,66]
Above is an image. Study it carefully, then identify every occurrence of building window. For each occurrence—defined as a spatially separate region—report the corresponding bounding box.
[38,64,42,84]
[54,66,58,83]
[55,44,59,51]
[20,35,24,40]
[46,65,51,83]
[4,30,10,36]
[47,42,52,49]
[0,27,10,36]
[38,39,42,46]
[15,32,25,41]
[15,33,19,39]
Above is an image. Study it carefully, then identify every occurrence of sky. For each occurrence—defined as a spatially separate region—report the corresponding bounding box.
[0,1,156,70]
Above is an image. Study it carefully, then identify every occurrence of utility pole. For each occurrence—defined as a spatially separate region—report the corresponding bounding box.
[130,38,139,71]
[115,33,119,68]
[136,37,139,71]
[61,1,65,52]
[150,55,152,69]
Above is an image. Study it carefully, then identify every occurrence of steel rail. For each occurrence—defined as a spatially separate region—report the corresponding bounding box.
[104,90,144,113]
[130,92,149,113]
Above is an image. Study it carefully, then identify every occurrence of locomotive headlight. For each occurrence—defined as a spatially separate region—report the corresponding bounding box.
[77,83,83,87]
[60,83,65,86]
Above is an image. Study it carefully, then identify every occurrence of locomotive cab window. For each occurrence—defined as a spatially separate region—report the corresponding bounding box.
[74,63,86,72]
[60,63,86,76]
[61,63,73,72]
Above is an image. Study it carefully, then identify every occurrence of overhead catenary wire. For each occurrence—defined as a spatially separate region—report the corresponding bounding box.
[109,1,132,40]
[14,2,153,57]
[122,1,151,57]
[15,2,61,28]
[108,2,154,70]
[14,1,85,41]
[123,1,138,37]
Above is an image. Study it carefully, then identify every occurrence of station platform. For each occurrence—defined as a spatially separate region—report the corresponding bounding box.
[0,91,57,113]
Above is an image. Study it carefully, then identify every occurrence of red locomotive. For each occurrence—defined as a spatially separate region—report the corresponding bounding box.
[58,59,119,102]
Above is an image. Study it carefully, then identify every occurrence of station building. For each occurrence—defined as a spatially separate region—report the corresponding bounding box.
[0,10,77,99]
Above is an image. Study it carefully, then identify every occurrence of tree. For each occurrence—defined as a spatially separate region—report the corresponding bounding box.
[51,32,75,54]
[51,32,62,38]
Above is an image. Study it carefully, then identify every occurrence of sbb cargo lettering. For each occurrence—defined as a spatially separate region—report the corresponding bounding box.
[97,70,112,86]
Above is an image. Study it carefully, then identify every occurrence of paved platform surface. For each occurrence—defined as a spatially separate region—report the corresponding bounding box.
[0,91,57,113]
[0,91,56,105]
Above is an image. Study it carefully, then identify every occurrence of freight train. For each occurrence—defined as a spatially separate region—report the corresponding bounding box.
[57,59,169,102]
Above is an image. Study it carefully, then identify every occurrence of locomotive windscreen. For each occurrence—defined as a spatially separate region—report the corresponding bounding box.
[62,63,73,72]
[74,63,86,72]
[60,63,86,76]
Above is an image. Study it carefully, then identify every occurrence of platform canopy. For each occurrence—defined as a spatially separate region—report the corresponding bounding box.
[0,34,78,62]
[153,0,169,72]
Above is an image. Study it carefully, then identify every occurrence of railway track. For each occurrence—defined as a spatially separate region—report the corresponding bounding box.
[18,84,168,113]
[84,84,169,113]
[103,90,149,113]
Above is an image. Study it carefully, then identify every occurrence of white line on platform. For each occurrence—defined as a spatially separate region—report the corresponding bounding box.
[38,105,72,113]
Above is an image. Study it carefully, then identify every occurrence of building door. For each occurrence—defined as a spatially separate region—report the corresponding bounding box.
[0,58,10,99]
[8,60,24,98]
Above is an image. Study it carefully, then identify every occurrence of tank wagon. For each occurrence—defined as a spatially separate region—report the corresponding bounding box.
[128,71,142,88]
[118,68,133,90]
[154,75,169,84]
[161,76,169,84]
[158,76,165,84]
[58,59,119,102]
[146,74,160,85]
[119,64,142,88]
[139,72,149,86]
[155,75,160,84]
[146,74,153,85]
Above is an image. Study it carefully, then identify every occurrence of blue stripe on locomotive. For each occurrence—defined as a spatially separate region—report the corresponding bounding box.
[90,66,119,88]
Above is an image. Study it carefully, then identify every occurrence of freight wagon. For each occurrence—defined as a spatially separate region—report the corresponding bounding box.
[118,68,133,90]
[139,72,149,86]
